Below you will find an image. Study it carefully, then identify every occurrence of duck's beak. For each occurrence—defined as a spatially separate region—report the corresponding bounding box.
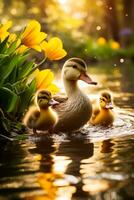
[105,102,113,109]
[79,72,97,85]
[49,99,59,106]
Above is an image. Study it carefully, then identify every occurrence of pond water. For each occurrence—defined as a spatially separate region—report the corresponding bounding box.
[0,62,134,200]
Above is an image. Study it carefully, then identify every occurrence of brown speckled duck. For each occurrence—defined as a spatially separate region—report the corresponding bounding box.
[53,58,97,132]
[23,90,58,133]
[90,91,115,126]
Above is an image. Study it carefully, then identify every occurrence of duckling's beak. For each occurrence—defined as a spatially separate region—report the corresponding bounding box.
[105,102,113,109]
[49,99,59,106]
[79,72,97,85]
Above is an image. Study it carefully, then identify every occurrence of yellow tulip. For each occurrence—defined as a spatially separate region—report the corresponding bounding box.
[35,69,59,94]
[110,41,120,50]
[97,37,106,46]
[16,44,28,53]
[0,21,12,41]
[21,20,47,52]
[41,37,67,60]
[8,33,17,43]
[8,34,21,51]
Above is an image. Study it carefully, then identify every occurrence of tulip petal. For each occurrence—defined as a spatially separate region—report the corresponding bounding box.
[30,45,41,52]
[8,33,17,43]
[48,37,63,51]
[22,20,41,38]
[50,49,67,60]
[41,37,67,60]
[41,41,48,51]
[1,21,12,31]
[0,21,13,41]
[46,83,59,94]
[35,69,54,90]
[39,70,54,89]
[21,20,47,51]
[17,45,28,53]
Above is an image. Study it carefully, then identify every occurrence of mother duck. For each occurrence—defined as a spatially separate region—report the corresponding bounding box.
[53,58,97,132]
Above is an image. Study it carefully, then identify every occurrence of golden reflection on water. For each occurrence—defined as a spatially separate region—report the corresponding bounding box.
[80,139,116,195]
[82,179,111,195]
[26,138,118,199]
[52,155,72,174]
[25,139,76,200]
[1,133,134,200]
[24,128,134,200]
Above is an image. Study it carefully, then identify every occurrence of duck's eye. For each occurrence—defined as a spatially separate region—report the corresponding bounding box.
[72,65,77,69]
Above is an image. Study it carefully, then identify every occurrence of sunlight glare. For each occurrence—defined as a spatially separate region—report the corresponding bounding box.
[58,0,67,5]
[53,156,72,174]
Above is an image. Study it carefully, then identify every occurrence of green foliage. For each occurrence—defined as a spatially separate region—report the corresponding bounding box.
[85,41,117,61]
[59,32,134,61]
[0,38,36,134]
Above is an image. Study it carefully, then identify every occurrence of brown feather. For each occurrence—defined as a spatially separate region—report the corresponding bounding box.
[53,95,68,103]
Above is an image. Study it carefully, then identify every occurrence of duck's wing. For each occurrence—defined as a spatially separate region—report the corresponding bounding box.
[23,106,40,128]
[53,95,68,103]
[93,107,100,115]
[91,107,100,121]
[52,95,68,117]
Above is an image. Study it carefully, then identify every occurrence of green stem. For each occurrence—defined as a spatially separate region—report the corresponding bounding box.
[37,57,47,67]
[28,57,47,74]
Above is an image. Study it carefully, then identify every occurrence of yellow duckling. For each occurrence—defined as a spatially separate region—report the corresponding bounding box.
[90,91,115,126]
[23,90,58,133]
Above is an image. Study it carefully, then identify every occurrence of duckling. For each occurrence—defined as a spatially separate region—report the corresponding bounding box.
[90,91,115,126]
[23,90,58,133]
[52,57,97,132]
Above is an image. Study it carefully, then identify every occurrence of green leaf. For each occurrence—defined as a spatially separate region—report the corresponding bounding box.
[17,80,36,114]
[6,40,18,54]
[0,54,19,81]
[18,60,34,80]
[3,83,13,90]
[0,87,19,112]
[0,54,9,59]
[0,37,9,53]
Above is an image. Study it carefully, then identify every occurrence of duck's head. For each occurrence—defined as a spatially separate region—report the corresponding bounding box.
[62,58,97,85]
[100,91,113,109]
[36,90,59,109]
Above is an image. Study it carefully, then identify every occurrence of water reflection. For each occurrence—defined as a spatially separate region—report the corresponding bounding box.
[0,140,41,199]
[100,139,114,153]
[27,137,77,200]
[57,136,94,199]
[0,134,134,200]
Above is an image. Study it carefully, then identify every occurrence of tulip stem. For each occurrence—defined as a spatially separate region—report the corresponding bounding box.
[37,57,47,67]
[29,57,47,73]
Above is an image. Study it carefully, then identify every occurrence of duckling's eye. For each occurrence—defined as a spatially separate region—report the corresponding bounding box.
[100,98,105,102]
[38,96,47,100]
[72,65,77,69]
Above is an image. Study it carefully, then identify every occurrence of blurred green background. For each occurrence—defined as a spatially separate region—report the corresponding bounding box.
[0,0,134,61]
